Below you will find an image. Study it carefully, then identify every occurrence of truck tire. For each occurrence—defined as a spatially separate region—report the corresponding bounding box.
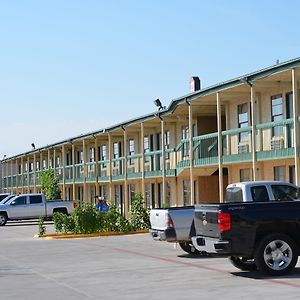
[179,242,200,255]
[0,213,8,226]
[254,233,298,276]
[229,256,257,271]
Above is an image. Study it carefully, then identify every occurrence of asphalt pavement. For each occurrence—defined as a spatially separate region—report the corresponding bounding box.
[1,220,300,300]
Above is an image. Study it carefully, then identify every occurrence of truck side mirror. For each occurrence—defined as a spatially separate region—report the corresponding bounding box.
[10,201,16,205]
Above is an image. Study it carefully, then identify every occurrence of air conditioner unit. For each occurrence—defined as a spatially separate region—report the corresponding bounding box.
[238,143,249,154]
[270,138,284,150]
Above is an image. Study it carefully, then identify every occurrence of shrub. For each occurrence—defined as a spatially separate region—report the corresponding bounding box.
[38,216,46,236]
[130,193,150,231]
[73,204,101,234]
[104,204,132,232]
[53,212,65,233]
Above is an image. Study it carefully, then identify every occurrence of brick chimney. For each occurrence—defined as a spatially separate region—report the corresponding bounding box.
[189,76,201,93]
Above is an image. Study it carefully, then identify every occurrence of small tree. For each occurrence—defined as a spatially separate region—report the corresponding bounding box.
[130,193,150,230]
[40,169,61,200]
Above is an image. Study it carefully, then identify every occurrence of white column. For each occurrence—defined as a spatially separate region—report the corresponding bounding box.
[188,102,194,205]
[140,123,145,203]
[108,133,113,201]
[62,145,66,199]
[250,86,257,181]
[123,128,129,218]
[217,93,224,203]
[33,153,36,193]
[72,143,76,201]
[161,118,166,205]
[292,69,300,185]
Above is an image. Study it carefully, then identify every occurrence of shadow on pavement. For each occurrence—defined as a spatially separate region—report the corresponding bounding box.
[231,267,300,279]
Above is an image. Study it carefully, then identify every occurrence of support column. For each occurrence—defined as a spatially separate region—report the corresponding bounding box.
[94,137,99,195]
[250,86,257,181]
[72,143,76,202]
[188,100,194,205]
[123,128,129,218]
[140,123,146,203]
[62,145,66,199]
[21,157,24,193]
[83,140,87,204]
[48,149,50,169]
[292,69,300,185]
[161,118,166,206]
[33,153,36,193]
[27,156,30,192]
[217,93,224,203]
[108,133,113,201]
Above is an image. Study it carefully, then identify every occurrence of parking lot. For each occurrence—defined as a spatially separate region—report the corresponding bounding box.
[1,221,300,300]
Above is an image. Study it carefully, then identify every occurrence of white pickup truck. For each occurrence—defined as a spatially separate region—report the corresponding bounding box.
[0,193,75,226]
[150,181,299,255]
[150,206,199,254]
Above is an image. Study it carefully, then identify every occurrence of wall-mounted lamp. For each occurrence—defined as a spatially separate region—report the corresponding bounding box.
[154,98,164,111]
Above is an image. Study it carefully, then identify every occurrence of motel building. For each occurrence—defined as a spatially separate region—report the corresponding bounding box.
[2,57,300,218]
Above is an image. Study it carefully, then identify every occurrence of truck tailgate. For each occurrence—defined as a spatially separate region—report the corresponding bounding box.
[150,209,168,230]
[194,204,221,238]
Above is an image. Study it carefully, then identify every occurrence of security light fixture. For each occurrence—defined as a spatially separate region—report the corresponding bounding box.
[31,143,36,150]
[154,98,164,111]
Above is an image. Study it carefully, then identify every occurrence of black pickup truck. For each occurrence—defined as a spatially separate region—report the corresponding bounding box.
[192,181,300,276]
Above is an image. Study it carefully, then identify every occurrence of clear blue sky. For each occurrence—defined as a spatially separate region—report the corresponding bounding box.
[1,0,300,158]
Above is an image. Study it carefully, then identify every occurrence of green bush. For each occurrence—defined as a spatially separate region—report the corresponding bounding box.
[104,204,133,232]
[38,216,46,236]
[73,204,101,234]
[40,169,61,200]
[130,193,150,230]
[53,212,64,233]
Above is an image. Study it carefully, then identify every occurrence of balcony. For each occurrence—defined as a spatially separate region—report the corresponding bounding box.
[1,118,297,189]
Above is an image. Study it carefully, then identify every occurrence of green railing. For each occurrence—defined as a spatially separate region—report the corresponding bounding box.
[65,165,73,183]
[98,160,109,180]
[127,153,142,179]
[86,162,96,182]
[75,163,84,182]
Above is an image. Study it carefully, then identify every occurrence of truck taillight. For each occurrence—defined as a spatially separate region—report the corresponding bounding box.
[166,213,174,228]
[218,212,231,233]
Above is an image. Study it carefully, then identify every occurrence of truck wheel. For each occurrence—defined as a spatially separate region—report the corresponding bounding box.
[229,256,257,271]
[0,213,8,226]
[254,233,298,276]
[179,242,200,255]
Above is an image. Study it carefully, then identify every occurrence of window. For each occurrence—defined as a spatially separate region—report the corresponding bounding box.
[89,147,95,162]
[128,139,135,165]
[100,145,107,161]
[238,103,249,142]
[183,180,190,206]
[240,168,251,182]
[251,186,269,202]
[274,166,285,181]
[145,183,151,208]
[271,185,297,201]
[165,131,170,159]
[225,187,243,203]
[13,196,26,205]
[29,195,43,204]
[129,184,136,204]
[144,136,150,162]
[289,165,295,185]
[271,94,283,137]
[77,151,83,164]
[182,126,189,158]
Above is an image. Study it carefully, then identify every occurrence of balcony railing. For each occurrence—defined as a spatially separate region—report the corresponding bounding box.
[1,118,298,189]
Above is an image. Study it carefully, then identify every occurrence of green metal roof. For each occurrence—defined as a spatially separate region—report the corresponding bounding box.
[3,56,300,162]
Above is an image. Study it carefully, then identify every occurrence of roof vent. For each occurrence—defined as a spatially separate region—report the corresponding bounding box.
[189,76,201,93]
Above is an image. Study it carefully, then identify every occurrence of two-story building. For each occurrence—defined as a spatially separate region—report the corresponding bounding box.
[2,57,300,217]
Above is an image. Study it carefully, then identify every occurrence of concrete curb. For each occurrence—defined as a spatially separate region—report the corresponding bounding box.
[34,230,149,239]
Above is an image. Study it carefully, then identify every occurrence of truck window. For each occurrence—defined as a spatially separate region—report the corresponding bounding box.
[225,187,243,203]
[13,196,27,205]
[271,185,297,201]
[29,195,43,204]
[251,186,269,202]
